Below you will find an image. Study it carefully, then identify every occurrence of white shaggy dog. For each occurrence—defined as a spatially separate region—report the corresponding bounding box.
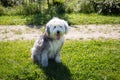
[31,17,68,67]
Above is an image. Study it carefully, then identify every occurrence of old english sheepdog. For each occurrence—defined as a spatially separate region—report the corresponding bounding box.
[31,17,68,67]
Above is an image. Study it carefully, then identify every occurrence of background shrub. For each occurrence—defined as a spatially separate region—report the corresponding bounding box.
[0,5,5,15]
[91,0,120,15]
[76,0,95,13]
[0,0,120,15]
[23,3,41,15]
[64,0,78,13]
[0,0,23,7]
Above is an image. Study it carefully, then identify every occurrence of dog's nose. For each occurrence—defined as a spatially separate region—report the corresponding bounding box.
[57,31,60,34]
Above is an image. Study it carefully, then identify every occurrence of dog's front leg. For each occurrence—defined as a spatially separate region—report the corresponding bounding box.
[55,51,61,63]
[41,50,48,67]
[55,42,63,63]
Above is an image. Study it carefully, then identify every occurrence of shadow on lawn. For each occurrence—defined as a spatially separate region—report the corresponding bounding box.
[41,60,72,80]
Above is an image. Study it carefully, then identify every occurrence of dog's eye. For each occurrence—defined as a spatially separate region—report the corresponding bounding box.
[54,26,56,29]
[60,26,62,28]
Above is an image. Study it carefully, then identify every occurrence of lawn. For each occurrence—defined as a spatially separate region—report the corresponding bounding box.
[0,40,120,80]
[0,13,120,25]
[66,13,120,25]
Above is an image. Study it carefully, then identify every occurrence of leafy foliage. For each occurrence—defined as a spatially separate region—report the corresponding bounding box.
[91,0,120,15]
[23,3,41,15]
[0,5,4,15]
[0,0,23,7]
[0,0,120,15]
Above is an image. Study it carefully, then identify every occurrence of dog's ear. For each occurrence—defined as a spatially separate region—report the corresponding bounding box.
[45,25,50,36]
[63,20,68,34]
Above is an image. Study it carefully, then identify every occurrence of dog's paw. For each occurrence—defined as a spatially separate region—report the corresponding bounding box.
[42,59,48,67]
[42,62,48,67]
[55,57,61,63]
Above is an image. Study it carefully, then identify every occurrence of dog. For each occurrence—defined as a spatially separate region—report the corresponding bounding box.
[31,17,68,67]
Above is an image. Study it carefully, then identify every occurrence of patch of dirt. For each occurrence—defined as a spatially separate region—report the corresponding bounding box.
[0,25,120,41]
[0,25,42,41]
[65,24,120,40]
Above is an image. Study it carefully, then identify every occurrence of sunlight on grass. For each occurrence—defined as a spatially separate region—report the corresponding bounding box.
[66,13,120,24]
[0,40,120,80]
[0,16,27,25]
[0,13,120,25]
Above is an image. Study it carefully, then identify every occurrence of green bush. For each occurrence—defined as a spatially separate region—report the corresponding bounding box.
[64,0,95,13]
[50,0,65,14]
[23,3,41,15]
[65,0,120,14]
[77,0,95,13]
[0,6,23,15]
[92,0,120,15]
[0,5,5,15]
[0,0,120,15]
[0,0,43,15]
[64,0,77,13]
[0,3,43,15]
[1,0,16,7]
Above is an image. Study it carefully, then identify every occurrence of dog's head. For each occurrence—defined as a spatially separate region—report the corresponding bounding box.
[45,17,68,40]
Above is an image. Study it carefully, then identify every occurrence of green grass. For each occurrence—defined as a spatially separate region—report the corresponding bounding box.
[0,15,30,25]
[66,13,120,25]
[0,13,120,25]
[0,40,120,80]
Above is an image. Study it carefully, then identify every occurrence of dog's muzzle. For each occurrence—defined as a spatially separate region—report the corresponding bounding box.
[56,30,61,40]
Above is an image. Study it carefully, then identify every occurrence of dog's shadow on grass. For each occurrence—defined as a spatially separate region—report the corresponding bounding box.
[41,60,72,80]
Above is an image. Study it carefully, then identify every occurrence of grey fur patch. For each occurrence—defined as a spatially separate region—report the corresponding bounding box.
[64,21,68,34]
[31,34,55,65]
[46,26,50,36]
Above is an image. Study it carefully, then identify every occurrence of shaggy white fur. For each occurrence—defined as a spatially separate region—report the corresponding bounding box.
[31,17,68,67]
